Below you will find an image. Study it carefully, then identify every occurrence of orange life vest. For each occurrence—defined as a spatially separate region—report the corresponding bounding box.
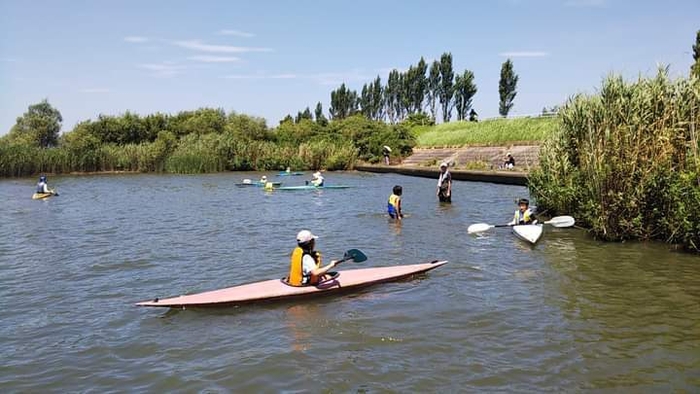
[288,247,321,286]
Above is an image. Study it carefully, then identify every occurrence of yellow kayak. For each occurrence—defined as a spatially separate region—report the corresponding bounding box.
[32,191,57,200]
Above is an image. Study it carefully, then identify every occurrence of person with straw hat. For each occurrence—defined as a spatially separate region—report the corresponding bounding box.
[437,162,452,203]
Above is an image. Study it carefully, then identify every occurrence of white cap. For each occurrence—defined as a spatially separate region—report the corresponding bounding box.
[296,230,318,243]
[440,162,448,168]
[261,175,267,180]
[313,171,322,178]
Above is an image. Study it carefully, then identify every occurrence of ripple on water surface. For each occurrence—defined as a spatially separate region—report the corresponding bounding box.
[0,173,698,392]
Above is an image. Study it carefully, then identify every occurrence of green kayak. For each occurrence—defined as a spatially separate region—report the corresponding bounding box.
[275,185,351,191]
[235,182,282,187]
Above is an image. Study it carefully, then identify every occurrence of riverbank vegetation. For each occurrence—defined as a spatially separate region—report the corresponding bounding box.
[412,116,557,147]
[529,68,700,252]
[0,105,415,177]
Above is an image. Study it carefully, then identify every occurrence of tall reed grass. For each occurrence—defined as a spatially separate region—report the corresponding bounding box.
[529,68,700,252]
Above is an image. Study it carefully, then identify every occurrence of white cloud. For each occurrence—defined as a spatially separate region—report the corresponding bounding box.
[188,55,241,63]
[564,0,606,7]
[221,70,372,85]
[218,29,255,38]
[499,51,550,57]
[124,36,149,43]
[222,73,297,79]
[80,88,111,93]
[138,62,186,78]
[173,39,272,53]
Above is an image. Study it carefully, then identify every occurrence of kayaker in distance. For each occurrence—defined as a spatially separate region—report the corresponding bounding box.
[509,198,537,225]
[309,171,324,187]
[437,162,452,203]
[287,230,338,286]
[387,185,403,220]
[259,175,268,183]
[36,175,51,193]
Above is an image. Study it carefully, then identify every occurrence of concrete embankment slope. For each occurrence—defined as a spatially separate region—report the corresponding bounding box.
[356,145,537,186]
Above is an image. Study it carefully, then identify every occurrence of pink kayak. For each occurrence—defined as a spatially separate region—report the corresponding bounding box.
[136,260,447,308]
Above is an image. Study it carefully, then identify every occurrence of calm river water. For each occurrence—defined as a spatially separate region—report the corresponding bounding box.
[1,172,698,392]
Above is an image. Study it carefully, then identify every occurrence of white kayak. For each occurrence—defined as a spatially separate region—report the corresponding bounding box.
[512,224,543,244]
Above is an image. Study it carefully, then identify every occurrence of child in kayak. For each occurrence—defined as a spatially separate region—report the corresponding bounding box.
[287,230,338,286]
[509,198,537,225]
[387,185,403,220]
[36,175,51,193]
[310,172,324,187]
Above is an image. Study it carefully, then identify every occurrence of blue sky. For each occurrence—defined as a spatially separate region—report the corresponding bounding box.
[1,0,698,135]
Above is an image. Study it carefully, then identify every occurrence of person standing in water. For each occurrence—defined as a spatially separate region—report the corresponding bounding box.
[437,162,452,203]
[387,185,403,220]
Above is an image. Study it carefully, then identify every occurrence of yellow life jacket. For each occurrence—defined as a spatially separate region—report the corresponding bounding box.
[513,209,533,225]
[388,194,400,216]
[288,247,321,286]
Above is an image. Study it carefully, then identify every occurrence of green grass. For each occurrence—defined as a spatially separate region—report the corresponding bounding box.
[414,116,557,147]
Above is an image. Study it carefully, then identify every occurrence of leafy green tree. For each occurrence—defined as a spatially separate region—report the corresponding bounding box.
[314,102,328,126]
[438,53,455,122]
[427,61,441,122]
[384,70,401,123]
[410,57,428,114]
[329,83,358,119]
[454,70,477,121]
[692,30,700,78]
[295,107,313,123]
[370,76,384,121]
[9,99,62,147]
[280,114,294,124]
[499,59,519,117]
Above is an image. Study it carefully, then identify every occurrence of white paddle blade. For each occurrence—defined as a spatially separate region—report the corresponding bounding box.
[544,215,575,228]
[467,223,494,234]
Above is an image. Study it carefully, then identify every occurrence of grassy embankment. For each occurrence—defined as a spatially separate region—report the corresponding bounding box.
[412,116,557,147]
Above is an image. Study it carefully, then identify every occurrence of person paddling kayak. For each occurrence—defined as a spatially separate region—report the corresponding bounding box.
[259,175,268,183]
[437,162,452,203]
[509,198,537,225]
[309,171,324,187]
[387,185,403,220]
[287,230,338,286]
[36,175,51,194]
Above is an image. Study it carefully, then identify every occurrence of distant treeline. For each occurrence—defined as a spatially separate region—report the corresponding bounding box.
[290,52,484,125]
[0,102,416,177]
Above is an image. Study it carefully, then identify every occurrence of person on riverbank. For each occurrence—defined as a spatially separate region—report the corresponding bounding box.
[382,146,391,165]
[387,185,403,220]
[437,162,452,203]
[36,175,51,193]
[503,153,515,169]
[509,198,537,225]
[287,230,338,286]
[310,171,324,187]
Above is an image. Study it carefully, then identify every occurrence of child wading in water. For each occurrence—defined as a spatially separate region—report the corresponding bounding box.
[387,185,403,220]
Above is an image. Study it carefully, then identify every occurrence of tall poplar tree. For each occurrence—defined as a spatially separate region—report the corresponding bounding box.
[454,70,477,121]
[438,52,455,123]
[691,30,700,78]
[427,61,441,121]
[498,59,518,117]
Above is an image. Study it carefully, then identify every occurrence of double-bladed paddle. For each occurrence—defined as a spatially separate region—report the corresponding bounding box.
[467,215,575,234]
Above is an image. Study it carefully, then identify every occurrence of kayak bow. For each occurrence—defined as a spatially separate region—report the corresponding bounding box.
[136,260,447,308]
[512,224,543,244]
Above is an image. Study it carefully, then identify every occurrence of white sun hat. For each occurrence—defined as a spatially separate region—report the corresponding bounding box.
[296,230,318,243]
[313,171,322,178]
[440,162,448,168]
